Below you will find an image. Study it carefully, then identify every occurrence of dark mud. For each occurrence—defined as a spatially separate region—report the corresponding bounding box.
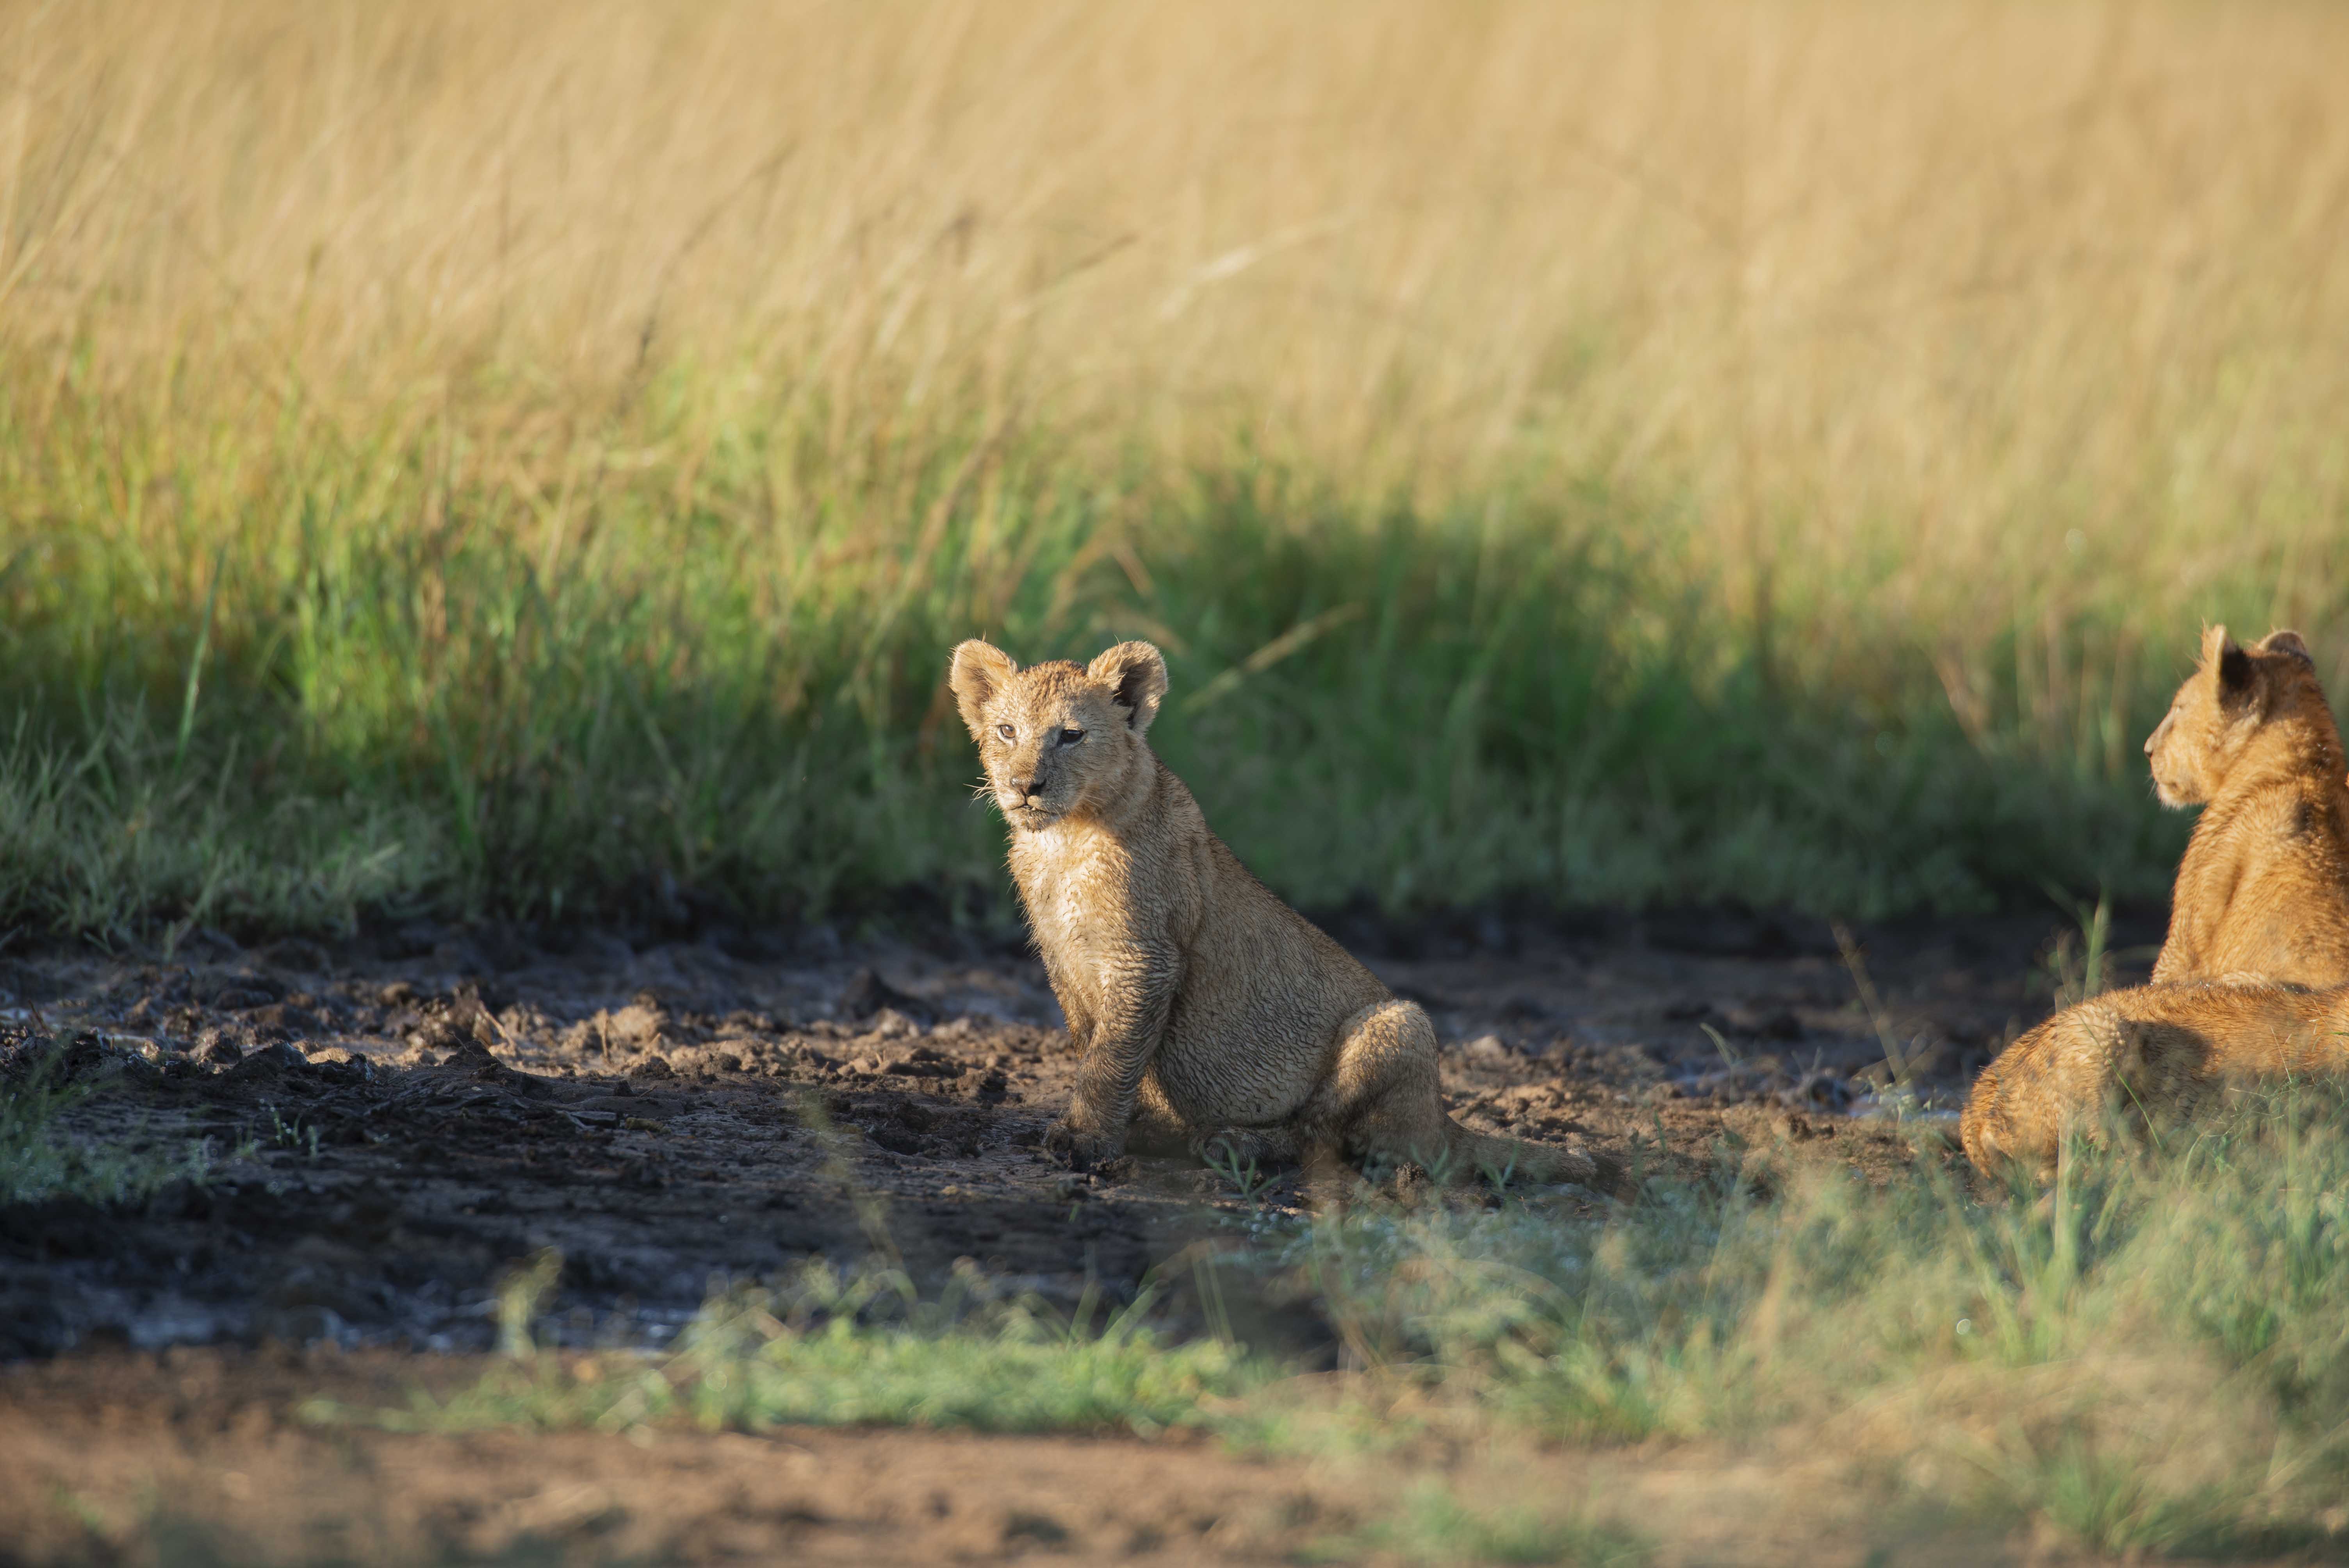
[0,906,2147,1361]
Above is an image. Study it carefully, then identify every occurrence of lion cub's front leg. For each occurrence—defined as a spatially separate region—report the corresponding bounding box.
[1043,943,1178,1172]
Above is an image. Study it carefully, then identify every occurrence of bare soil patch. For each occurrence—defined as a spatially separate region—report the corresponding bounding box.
[0,906,2162,1562]
[0,908,2127,1356]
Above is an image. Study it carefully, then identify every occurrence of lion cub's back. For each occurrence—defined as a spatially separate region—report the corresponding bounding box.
[1180,831,1391,1039]
[2190,782,2349,985]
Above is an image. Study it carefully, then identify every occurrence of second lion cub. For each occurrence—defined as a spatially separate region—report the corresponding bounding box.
[948,636,1618,1190]
[2146,625,2349,986]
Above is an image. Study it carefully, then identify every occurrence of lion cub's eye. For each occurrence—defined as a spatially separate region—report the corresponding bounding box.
[996,723,1016,741]
[1059,728,1085,746]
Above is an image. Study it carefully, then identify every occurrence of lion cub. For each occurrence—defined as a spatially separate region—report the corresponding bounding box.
[2146,625,2349,987]
[948,637,1617,1190]
[1960,979,2349,1182]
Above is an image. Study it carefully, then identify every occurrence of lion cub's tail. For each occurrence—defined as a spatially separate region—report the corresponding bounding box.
[1440,1117,1628,1195]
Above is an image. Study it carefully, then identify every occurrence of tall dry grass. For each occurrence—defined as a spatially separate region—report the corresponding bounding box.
[3,0,2346,931]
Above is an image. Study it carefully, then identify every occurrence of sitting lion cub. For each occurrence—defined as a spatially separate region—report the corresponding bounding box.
[1960,979,2349,1182]
[948,637,1618,1190]
[2146,625,2349,987]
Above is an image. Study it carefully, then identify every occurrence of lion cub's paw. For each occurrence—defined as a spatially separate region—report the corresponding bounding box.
[1043,1120,1125,1172]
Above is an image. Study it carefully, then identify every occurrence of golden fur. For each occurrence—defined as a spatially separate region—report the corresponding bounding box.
[2146,625,2349,987]
[948,637,1618,1190]
[1960,979,2349,1181]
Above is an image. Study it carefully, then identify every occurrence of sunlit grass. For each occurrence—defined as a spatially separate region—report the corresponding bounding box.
[311,1256,1260,1440]
[1271,1087,2349,1555]
[4,0,2346,935]
[1298,1481,1654,1567]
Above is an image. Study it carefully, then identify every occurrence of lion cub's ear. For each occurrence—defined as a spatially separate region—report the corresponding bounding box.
[949,640,1019,741]
[1087,641,1168,735]
[2206,624,2256,706]
[2259,629,2314,665]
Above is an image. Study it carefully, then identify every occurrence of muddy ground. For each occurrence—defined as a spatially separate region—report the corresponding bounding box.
[0,904,2161,1563]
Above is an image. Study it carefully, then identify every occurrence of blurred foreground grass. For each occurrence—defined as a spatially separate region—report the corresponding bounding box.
[5,0,2347,937]
[339,1087,2349,1560]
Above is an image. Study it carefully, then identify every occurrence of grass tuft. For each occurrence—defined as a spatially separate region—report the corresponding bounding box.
[0,1047,232,1206]
[1301,1481,1653,1566]
[314,1257,1260,1440]
[1271,1086,2349,1550]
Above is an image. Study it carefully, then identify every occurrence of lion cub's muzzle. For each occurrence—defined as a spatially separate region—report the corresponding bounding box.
[996,770,1062,827]
[2147,752,2200,809]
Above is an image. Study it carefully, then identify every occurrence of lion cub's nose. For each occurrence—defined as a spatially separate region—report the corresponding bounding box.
[1008,775,1036,799]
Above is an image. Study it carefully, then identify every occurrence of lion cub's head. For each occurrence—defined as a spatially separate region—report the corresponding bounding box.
[949,639,1169,830]
[2145,625,2325,807]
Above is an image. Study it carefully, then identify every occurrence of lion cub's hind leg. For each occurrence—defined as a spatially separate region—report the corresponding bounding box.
[2108,1018,2222,1140]
[2045,1007,2224,1151]
[1301,1000,1620,1191]
[1994,1001,2145,1181]
[1302,1000,1455,1171]
[1969,1004,2221,1185]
